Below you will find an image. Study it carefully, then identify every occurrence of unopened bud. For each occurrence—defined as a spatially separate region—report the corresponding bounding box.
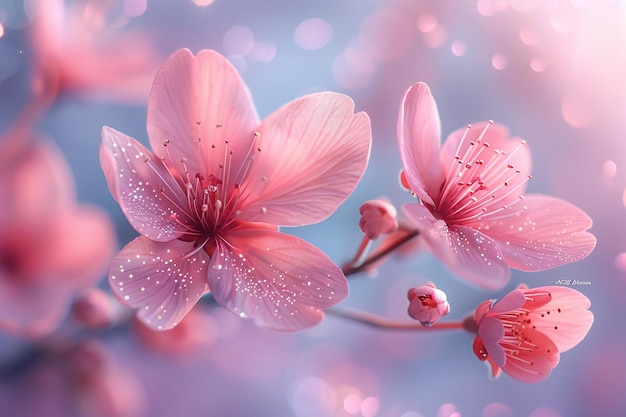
[407,283,450,327]
[359,199,398,240]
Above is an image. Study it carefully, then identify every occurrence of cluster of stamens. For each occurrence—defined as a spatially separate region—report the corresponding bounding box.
[144,124,264,256]
[437,121,532,224]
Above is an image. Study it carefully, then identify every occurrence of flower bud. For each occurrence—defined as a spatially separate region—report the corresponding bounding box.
[407,283,450,326]
[358,199,398,240]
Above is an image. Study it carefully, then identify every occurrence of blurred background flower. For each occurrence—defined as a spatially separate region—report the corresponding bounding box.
[1,0,625,416]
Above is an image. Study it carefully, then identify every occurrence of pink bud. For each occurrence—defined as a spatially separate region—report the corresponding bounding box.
[359,199,398,240]
[407,283,450,326]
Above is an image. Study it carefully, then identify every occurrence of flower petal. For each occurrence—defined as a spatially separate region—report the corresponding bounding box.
[0,275,69,337]
[147,49,260,188]
[100,126,192,242]
[108,237,210,330]
[479,317,506,367]
[526,286,594,352]
[403,203,510,290]
[489,289,526,314]
[208,228,348,331]
[501,330,559,383]
[238,92,371,226]
[397,82,444,206]
[476,194,596,271]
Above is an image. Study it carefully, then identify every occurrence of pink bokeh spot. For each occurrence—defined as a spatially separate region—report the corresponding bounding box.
[397,82,596,289]
[294,18,333,50]
[100,48,372,331]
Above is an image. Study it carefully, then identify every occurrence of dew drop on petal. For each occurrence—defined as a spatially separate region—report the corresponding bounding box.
[491,53,507,70]
[621,189,626,208]
[294,18,333,50]
[0,23,4,38]
[192,0,214,6]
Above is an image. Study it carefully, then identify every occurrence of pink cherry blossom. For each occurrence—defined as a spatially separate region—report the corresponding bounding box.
[407,282,450,326]
[397,82,596,289]
[100,48,371,331]
[470,285,593,382]
[0,138,116,337]
[28,0,160,102]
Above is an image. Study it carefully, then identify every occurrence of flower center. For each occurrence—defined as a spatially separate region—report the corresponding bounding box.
[150,127,264,257]
[436,122,532,224]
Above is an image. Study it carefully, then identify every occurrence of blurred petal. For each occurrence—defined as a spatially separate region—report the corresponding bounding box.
[397,82,444,206]
[209,228,348,331]
[147,49,260,186]
[100,126,191,241]
[239,92,371,226]
[109,237,210,330]
[403,203,509,290]
[477,195,597,271]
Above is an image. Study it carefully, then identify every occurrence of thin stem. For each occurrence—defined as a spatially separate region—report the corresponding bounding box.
[326,307,464,331]
[342,229,419,277]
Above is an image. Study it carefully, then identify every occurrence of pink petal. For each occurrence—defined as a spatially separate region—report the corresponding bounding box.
[438,121,532,218]
[403,203,510,290]
[208,228,348,331]
[479,317,506,367]
[146,49,260,189]
[397,82,444,206]
[37,207,116,288]
[238,92,371,226]
[0,139,75,227]
[100,126,192,242]
[476,194,596,271]
[0,274,69,336]
[527,286,594,352]
[489,289,526,314]
[108,237,210,330]
[502,330,559,383]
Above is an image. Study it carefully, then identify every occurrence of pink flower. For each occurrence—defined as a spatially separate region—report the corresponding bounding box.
[397,82,596,289]
[100,49,371,331]
[470,285,593,382]
[407,283,450,326]
[0,138,116,337]
[28,0,160,102]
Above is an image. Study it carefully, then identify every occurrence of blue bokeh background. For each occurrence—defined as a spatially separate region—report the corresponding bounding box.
[1,1,625,416]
